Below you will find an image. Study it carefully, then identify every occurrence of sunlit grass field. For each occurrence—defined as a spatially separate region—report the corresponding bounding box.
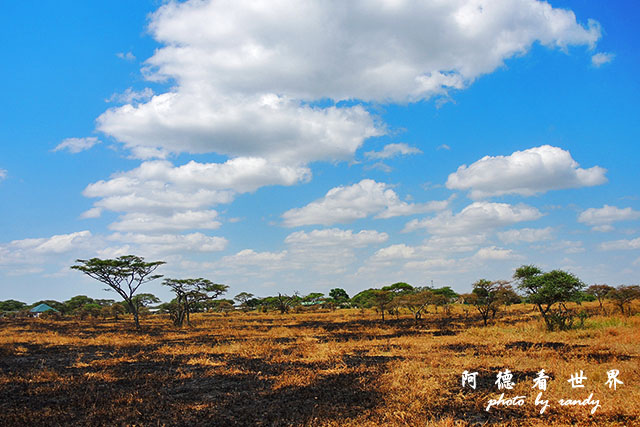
[1,303,639,426]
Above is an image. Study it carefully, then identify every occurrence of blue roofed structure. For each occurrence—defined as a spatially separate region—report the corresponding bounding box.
[30,303,58,313]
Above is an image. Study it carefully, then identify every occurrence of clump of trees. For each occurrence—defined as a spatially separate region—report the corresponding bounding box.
[162,278,228,327]
[513,265,585,331]
[396,289,433,322]
[607,285,640,315]
[1,254,633,331]
[586,284,614,314]
[0,300,27,312]
[328,288,350,308]
[464,279,517,326]
[351,282,460,322]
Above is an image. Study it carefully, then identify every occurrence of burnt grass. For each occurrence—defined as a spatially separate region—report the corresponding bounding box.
[0,311,638,426]
[0,340,385,426]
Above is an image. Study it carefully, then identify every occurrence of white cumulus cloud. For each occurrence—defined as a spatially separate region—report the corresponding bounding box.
[98,94,380,162]
[95,0,600,161]
[84,158,310,232]
[109,210,222,233]
[0,231,95,269]
[282,179,450,227]
[600,237,640,251]
[473,246,520,260]
[578,205,640,231]
[10,231,93,254]
[497,227,553,244]
[446,145,607,199]
[284,228,388,248]
[108,232,227,253]
[404,201,542,235]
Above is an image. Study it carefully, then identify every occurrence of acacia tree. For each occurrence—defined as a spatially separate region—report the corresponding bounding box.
[467,279,511,326]
[514,265,585,331]
[131,293,161,316]
[371,289,394,322]
[71,255,165,329]
[586,284,614,314]
[234,292,254,312]
[430,286,458,314]
[163,278,228,326]
[607,285,640,315]
[397,289,433,323]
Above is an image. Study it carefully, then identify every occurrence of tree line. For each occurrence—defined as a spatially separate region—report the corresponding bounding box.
[1,255,638,332]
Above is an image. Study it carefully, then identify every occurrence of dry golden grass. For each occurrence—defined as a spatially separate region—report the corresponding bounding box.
[0,302,638,426]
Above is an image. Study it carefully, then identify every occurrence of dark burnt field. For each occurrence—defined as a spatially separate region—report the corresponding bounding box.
[1,306,639,426]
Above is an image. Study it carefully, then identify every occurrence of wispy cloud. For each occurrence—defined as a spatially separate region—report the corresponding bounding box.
[106,87,154,104]
[591,52,614,67]
[116,51,136,61]
[53,137,101,154]
[364,143,422,160]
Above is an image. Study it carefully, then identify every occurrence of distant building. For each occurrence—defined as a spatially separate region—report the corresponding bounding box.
[29,303,59,317]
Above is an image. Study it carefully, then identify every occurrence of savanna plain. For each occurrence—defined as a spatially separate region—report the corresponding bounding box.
[1,304,639,426]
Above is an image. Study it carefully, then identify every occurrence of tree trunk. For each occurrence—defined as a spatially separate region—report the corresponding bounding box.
[126,300,140,330]
[133,308,140,330]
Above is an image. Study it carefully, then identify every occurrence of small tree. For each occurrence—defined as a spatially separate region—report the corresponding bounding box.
[350,289,376,309]
[302,292,325,306]
[371,289,394,322]
[163,278,228,326]
[468,279,511,326]
[430,286,458,315]
[234,292,254,312]
[586,284,614,314]
[397,289,433,323]
[208,299,235,314]
[71,255,165,329]
[514,265,585,331]
[329,288,350,307]
[101,303,126,321]
[77,303,102,319]
[607,285,640,315]
[64,295,96,314]
[272,293,299,314]
[382,282,414,295]
[131,293,160,314]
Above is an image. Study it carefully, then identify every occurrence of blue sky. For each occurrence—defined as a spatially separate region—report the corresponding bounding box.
[1,0,639,304]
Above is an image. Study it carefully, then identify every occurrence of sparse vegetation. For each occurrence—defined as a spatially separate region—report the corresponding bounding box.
[0,302,638,426]
[4,260,639,425]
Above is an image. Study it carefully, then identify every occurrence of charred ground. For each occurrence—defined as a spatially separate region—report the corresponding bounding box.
[0,305,639,426]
